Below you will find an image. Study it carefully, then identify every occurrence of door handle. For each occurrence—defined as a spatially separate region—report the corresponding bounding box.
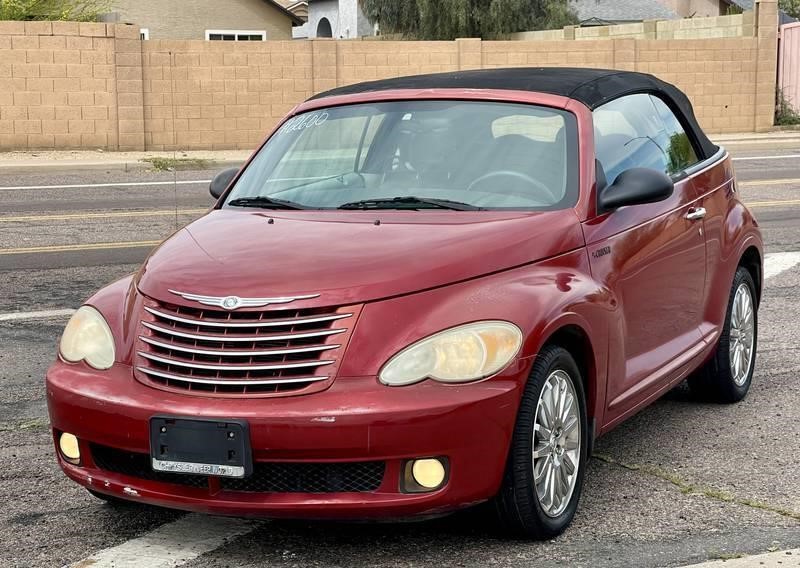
[686,207,706,221]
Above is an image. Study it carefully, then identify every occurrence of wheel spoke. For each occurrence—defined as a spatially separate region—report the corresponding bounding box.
[533,442,552,459]
[734,344,742,377]
[534,422,552,440]
[539,461,552,502]
[563,415,578,435]
[560,393,574,424]
[557,463,568,501]
[738,288,746,317]
[541,384,555,427]
[534,454,551,483]
[563,453,577,475]
[548,381,560,424]
[556,379,566,422]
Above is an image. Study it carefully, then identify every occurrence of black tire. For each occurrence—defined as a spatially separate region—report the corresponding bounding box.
[689,266,758,403]
[494,345,589,539]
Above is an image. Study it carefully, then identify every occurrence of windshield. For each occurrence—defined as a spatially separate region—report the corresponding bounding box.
[224,100,578,210]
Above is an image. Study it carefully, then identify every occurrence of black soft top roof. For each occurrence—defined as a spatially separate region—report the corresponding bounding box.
[310,67,718,160]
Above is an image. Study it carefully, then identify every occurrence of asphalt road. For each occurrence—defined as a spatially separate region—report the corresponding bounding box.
[1,147,799,568]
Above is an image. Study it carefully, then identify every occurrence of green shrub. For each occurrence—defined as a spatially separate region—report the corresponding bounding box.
[776,89,800,126]
[0,0,111,22]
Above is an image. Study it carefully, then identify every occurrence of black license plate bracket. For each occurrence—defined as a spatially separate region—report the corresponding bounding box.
[149,417,252,478]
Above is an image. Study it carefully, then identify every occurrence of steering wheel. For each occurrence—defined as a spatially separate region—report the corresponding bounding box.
[467,170,559,202]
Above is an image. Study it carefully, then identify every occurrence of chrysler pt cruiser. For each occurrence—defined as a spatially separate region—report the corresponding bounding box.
[47,68,762,538]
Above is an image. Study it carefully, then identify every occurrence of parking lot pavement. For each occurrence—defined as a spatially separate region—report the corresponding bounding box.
[1,146,799,568]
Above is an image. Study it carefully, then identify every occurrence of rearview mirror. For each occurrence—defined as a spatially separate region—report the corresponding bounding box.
[209,167,239,199]
[598,168,674,212]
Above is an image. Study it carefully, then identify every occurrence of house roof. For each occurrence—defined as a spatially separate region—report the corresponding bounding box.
[570,0,677,23]
[262,0,305,26]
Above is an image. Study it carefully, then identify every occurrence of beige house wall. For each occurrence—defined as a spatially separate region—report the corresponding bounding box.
[661,0,731,18]
[111,0,294,40]
[0,0,780,151]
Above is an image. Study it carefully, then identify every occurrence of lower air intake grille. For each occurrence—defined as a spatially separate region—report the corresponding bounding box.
[89,444,385,494]
[90,443,208,489]
[221,461,385,493]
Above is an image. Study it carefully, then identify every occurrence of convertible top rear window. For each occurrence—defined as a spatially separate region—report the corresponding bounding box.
[225,100,578,211]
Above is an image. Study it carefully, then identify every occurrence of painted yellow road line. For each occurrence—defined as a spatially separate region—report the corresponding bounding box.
[0,208,206,223]
[0,240,160,255]
[740,178,800,187]
[746,199,800,208]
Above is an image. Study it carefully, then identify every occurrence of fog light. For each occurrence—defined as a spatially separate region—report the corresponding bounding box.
[59,432,80,462]
[411,458,446,489]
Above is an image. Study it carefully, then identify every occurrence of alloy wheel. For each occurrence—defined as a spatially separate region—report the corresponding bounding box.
[729,282,755,386]
[532,369,581,517]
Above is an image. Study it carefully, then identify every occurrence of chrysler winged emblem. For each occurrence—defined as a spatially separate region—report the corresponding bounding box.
[169,289,319,310]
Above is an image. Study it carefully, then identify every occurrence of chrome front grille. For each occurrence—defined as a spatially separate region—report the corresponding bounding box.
[135,297,359,397]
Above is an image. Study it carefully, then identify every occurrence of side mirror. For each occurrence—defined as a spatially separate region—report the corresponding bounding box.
[209,167,239,199]
[598,168,674,212]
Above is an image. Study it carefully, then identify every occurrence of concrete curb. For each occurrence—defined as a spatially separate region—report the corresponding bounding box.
[0,134,798,174]
[718,140,800,150]
[0,158,245,175]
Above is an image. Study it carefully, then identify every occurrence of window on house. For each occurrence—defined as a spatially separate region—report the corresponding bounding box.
[205,30,267,41]
[140,28,149,40]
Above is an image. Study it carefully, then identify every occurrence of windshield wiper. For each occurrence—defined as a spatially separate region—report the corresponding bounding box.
[338,196,482,211]
[227,196,308,210]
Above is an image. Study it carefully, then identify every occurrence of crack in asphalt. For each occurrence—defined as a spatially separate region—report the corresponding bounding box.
[593,453,800,522]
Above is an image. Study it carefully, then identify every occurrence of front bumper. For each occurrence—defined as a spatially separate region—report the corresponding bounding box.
[46,360,527,519]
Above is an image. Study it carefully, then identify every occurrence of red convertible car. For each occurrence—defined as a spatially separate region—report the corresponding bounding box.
[47,68,762,538]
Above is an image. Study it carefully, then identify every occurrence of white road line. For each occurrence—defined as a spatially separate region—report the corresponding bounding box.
[763,251,800,280]
[68,514,259,568]
[0,179,211,191]
[678,547,800,567]
[732,154,800,161]
[0,308,75,322]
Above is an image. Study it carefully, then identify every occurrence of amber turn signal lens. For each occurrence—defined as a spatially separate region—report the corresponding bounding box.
[59,432,80,462]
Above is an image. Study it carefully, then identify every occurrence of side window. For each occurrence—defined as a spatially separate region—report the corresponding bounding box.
[593,94,698,185]
[650,95,699,175]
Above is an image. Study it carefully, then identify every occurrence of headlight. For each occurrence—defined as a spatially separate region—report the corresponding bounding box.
[59,306,116,370]
[379,321,522,386]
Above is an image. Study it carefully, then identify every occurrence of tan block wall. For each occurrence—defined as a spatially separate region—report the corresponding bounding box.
[656,12,756,39]
[0,20,123,150]
[512,11,755,41]
[0,0,781,151]
[111,0,294,41]
[141,40,312,150]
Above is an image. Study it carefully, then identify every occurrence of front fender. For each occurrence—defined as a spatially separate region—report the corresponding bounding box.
[339,248,614,424]
[83,274,143,366]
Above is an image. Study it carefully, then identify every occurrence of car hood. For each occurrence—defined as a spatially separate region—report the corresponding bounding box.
[136,209,584,308]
